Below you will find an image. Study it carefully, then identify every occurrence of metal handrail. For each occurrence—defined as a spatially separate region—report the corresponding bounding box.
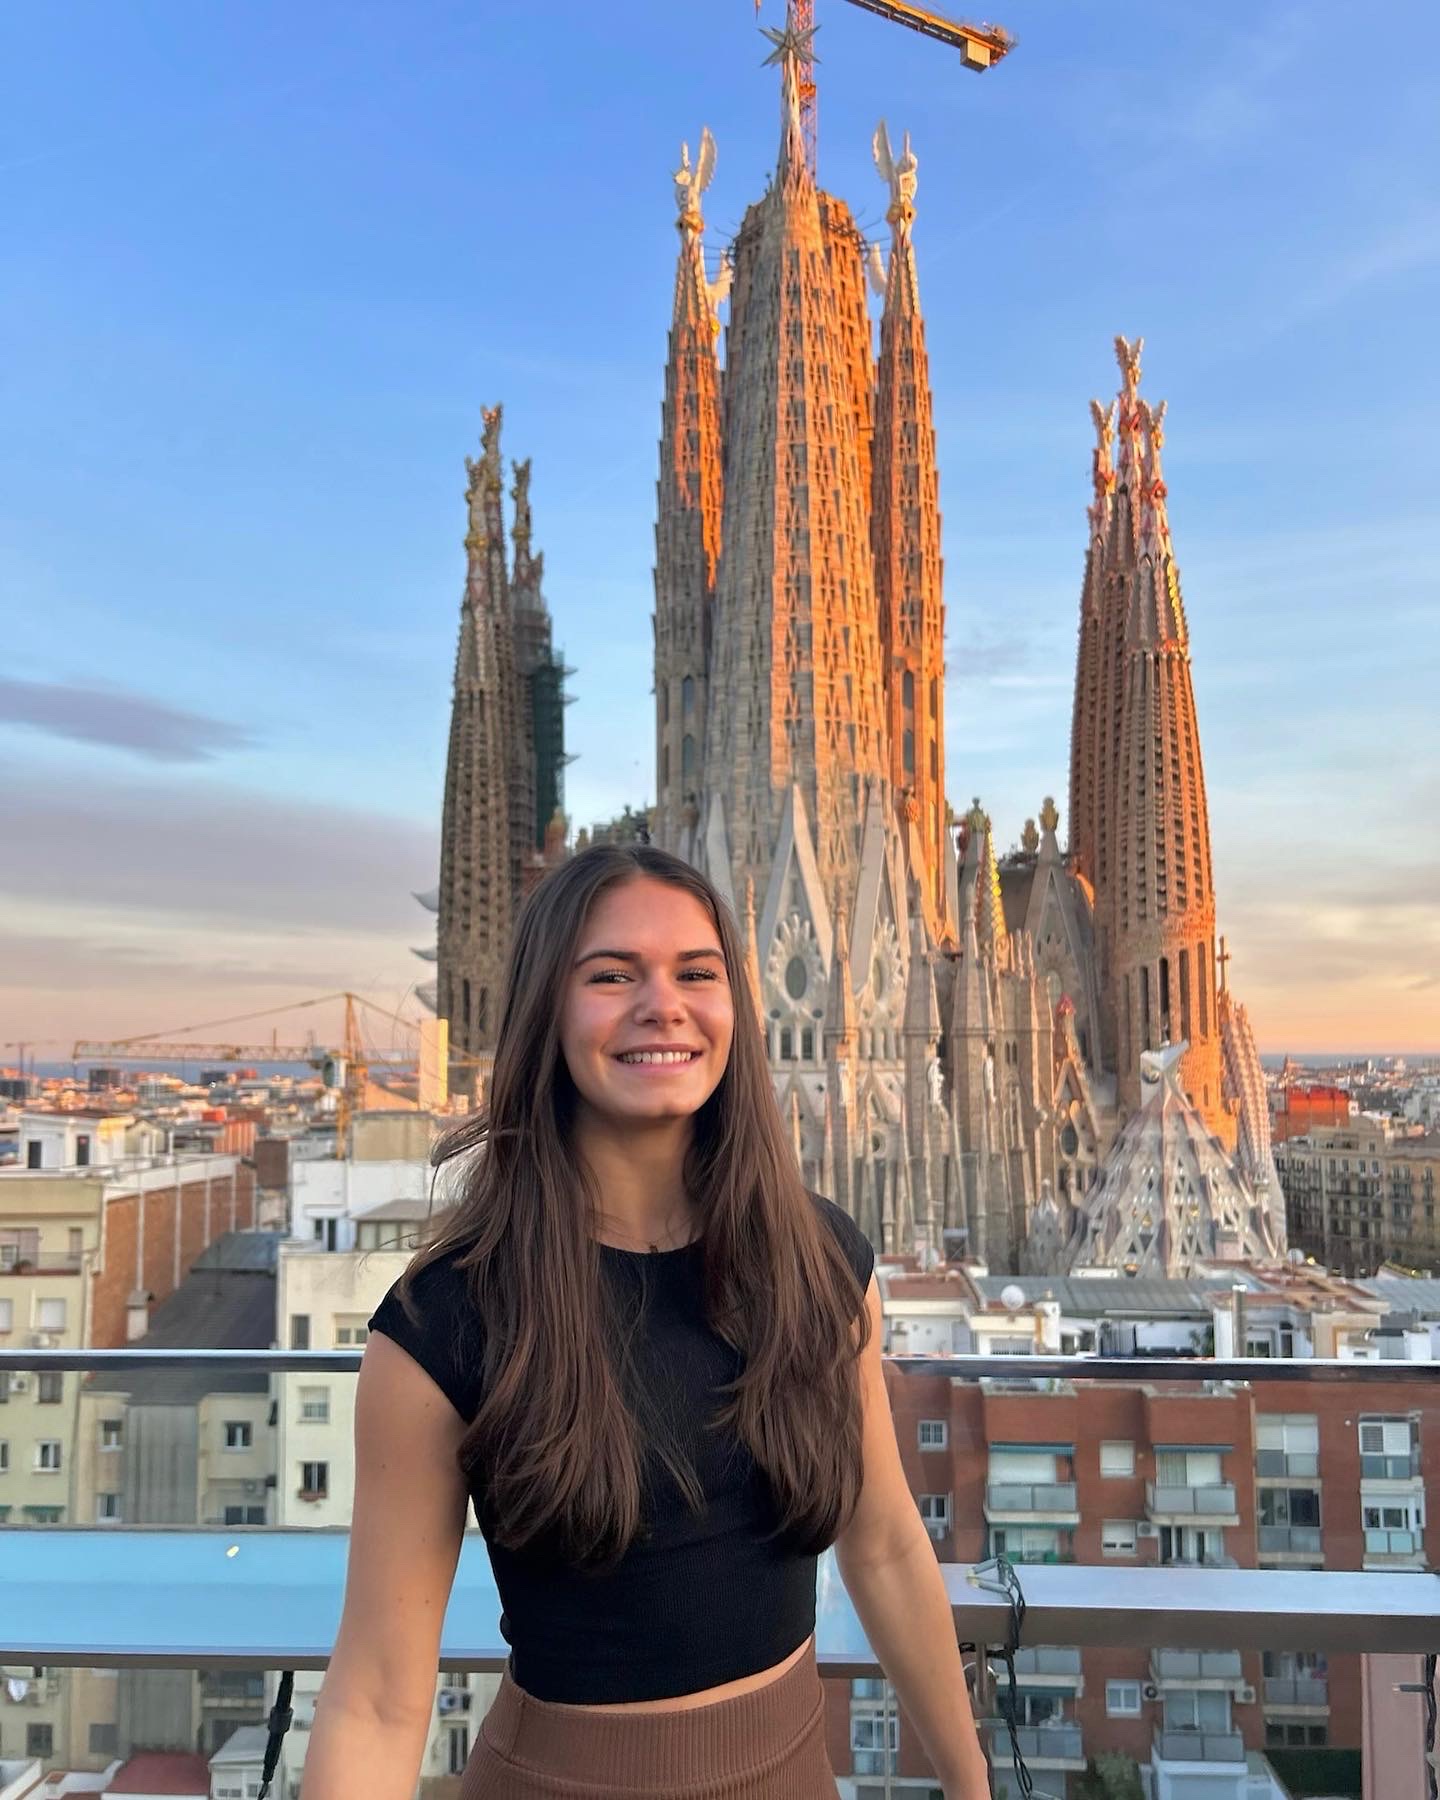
[6,1348,1440,1381]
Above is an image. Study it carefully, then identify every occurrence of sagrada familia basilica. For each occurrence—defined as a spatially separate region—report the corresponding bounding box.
[425,18,1286,1280]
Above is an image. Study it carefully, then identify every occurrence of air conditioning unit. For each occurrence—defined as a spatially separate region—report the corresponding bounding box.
[1142,1683,1160,1702]
[437,1690,472,1715]
[1237,1683,1256,1705]
[9,1375,30,1394]
[242,1480,260,1496]
[1136,1522,1159,1539]
[29,1332,59,1349]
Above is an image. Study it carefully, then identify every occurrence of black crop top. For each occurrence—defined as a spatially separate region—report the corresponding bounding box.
[366,1192,874,1703]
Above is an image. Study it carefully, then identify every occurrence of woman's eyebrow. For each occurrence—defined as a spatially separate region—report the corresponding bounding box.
[573,946,725,966]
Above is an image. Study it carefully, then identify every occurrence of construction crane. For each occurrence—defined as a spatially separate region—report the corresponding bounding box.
[757,0,1013,171]
[73,991,483,1150]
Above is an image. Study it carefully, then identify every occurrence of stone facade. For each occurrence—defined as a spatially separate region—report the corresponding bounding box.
[429,408,567,1066]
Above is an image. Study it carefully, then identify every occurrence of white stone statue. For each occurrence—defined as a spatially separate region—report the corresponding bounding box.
[673,126,717,225]
[872,120,918,226]
[926,1054,945,1109]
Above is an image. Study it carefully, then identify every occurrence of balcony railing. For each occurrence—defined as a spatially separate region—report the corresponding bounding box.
[1364,1527,1423,1554]
[1361,1452,1422,1479]
[1263,1675,1329,1707]
[985,1482,1078,1514]
[986,1721,1084,1765]
[1257,1524,1324,1555]
[1010,1646,1082,1682]
[1150,1648,1243,1683]
[1146,1482,1239,1516]
[1154,1728,1247,1763]
[1255,1449,1319,1479]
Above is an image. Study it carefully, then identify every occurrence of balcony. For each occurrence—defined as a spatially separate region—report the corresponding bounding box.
[1154,1728,1247,1764]
[1145,1481,1240,1525]
[984,1481,1080,1524]
[1263,1675,1329,1710]
[1363,1526,1427,1568]
[1149,1648,1244,1688]
[986,1721,1085,1770]
[2,1345,1440,1798]
[1255,1449,1319,1479]
[1257,1524,1323,1557]
[1009,1646,1082,1688]
[1360,1451,1422,1481]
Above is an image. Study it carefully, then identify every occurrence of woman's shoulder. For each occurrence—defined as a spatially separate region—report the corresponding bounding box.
[367,1241,486,1422]
[806,1192,876,1291]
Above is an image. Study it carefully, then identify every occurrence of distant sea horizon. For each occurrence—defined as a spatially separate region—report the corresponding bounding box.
[10,1050,1438,1084]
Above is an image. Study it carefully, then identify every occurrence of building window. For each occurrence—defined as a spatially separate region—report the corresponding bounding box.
[37,1298,66,1330]
[0,1297,11,1332]
[90,1722,119,1755]
[682,675,695,717]
[299,1387,331,1424]
[76,1133,91,1166]
[97,1493,121,1523]
[1102,1520,1138,1556]
[27,1141,42,1169]
[917,1493,951,1537]
[224,1421,253,1451]
[290,1314,311,1351]
[1107,1680,1142,1717]
[682,733,696,777]
[851,1712,899,1775]
[224,1505,266,1525]
[1100,1440,1135,1478]
[919,1420,948,1450]
[37,1371,63,1404]
[35,1440,62,1472]
[0,1440,9,1473]
[300,1461,329,1500]
[335,1317,369,1347]
[27,1724,54,1760]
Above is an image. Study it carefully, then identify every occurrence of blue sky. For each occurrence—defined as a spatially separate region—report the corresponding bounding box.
[2,0,1437,1056]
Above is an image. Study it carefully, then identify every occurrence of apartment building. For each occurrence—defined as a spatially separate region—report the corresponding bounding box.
[273,1236,494,1799]
[856,1258,1440,1799]
[1279,1121,1440,1274]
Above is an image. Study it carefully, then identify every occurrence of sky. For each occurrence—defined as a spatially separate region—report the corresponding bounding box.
[2,0,1437,1061]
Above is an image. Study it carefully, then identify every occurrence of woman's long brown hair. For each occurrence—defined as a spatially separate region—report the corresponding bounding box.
[390,843,871,1570]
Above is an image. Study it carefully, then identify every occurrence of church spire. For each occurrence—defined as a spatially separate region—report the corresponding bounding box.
[871,120,948,936]
[510,456,545,610]
[653,127,725,857]
[704,23,885,909]
[762,3,818,181]
[1095,349,1224,1138]
[437,406,531,1071]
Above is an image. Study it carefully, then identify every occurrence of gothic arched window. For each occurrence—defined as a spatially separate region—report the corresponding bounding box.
[682,675,695,716]
[682,733,696,777]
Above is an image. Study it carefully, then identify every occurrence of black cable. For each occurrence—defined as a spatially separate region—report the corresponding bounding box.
[255,1669,294,1800]
[958,1555,1034,1799]
[1424,1650,1438,1800]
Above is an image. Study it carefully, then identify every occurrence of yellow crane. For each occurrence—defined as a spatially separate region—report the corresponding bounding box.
[73,991,482,1149]
[757,0,1013,170]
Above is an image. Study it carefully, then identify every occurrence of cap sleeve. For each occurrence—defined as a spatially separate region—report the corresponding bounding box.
[810,1193,875,1293]
[367,1249,485,1424]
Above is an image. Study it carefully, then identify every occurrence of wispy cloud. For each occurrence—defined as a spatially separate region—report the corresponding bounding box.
[1164,5,1307,154]
[0,677,256,764]
[0,774,436,935]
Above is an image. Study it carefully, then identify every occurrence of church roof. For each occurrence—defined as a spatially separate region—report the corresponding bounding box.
[973,1273,1231,1318]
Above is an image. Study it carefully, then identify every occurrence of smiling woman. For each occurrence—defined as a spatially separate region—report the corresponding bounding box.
[305,842,988,1800]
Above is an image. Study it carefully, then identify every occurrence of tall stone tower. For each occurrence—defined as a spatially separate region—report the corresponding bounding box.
[435,407,545,1065]
[509,456,570,861]
[654,16,977,1257]
[871,123,948,939]
[653,129,725,860]
[699,25,889,912]
[1068,338,1226,1141]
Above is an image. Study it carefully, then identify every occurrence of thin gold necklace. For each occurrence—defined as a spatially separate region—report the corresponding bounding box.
[596,1209,696,1254]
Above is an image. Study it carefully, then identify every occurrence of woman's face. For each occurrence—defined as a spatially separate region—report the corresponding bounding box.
[560,876,735,1129]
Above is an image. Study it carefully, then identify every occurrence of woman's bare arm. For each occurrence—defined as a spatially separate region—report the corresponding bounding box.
[300,1330,472,1799]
